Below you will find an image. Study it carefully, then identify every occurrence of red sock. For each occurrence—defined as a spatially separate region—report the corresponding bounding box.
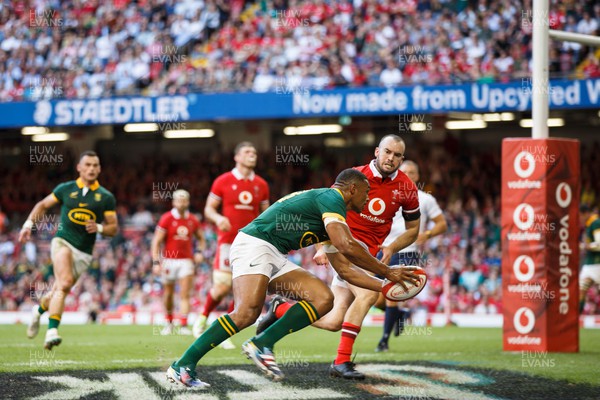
[166,313,174,324]
[334,322,361,365]
[180,315,188,327]
[227,299,235,313]
[275,302,292,319]
[202,292,219,317]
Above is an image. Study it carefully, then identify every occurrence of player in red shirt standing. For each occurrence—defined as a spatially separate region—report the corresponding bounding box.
[192,142,270,349]
[258,134,420,378]
[152,189,205,335]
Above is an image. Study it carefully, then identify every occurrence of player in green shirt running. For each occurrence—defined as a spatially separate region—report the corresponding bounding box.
[166,168,420,388]
[19,151,118,350]
[579,205,600,313]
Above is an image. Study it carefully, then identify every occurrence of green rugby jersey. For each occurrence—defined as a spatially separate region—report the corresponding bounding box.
[241,188,347,254]
[584,214,600,265]
[52,178,116,255]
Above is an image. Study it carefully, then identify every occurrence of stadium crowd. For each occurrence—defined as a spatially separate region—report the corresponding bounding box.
[0,0,599,101]
[1,139,599,316]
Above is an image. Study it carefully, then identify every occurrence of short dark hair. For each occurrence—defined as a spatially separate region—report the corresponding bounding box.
[378,134,404,148]
[334,168,368,186]
[234,141,255,155]
[79,150,98,161]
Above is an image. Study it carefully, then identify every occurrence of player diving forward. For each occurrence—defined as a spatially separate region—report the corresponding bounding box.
[258,134,421,379]
[166,168,419,387]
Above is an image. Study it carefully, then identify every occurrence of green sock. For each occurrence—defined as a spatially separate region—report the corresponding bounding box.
[48,314,61,330]
[252,300,319,349]
[175,314,239,369]
[37,304,47,315]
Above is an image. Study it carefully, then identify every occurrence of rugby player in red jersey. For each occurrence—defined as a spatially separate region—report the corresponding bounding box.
[152,189,205,335]
[192,142,270,349]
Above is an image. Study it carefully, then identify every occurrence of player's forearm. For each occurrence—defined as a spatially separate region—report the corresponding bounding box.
[204,205,223,225]
[338,241,388,276]
[389,226,419,253]
[150,238,162,261]
[99,223,118,237]
[24,201,49,227]
[335,263,382,292]
[428,220,448,238]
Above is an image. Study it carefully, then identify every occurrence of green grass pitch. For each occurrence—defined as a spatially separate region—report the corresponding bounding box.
[2,324,599,386]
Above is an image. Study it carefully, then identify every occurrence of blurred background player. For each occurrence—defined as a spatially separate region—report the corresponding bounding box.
[151,189,205,335]
[579,204,600,313]
[375,160,447,352]
[259,134,421,379]
[192,142,270,349]
[20,151,118,350]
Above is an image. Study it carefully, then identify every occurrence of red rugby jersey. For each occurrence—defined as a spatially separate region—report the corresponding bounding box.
[209,168,270,244]
[347,160,420,256]
[156,209,201,259]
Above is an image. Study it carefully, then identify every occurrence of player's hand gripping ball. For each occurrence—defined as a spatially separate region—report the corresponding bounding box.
[382,266,427,301]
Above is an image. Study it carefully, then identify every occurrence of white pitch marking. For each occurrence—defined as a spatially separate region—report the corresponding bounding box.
[218,369,349,399]
[147,371,219,400]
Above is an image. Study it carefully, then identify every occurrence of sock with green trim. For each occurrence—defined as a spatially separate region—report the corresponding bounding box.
[37,304,47,315]
[174,314,239,368]
[252,300,319,350]
[48,314,61,330]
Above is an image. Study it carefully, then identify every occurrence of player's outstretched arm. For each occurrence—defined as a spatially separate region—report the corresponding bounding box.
[204,196,231,231]
[150,228,166,274]
[19,193,58,243]
[325,221,420,287]
[327,251,383,292]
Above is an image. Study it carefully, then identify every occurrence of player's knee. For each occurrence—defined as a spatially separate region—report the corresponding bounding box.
[57,278,74,292]
[313,290,334,316]
[231,305,262,330]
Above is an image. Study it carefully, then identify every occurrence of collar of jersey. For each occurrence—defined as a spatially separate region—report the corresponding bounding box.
[586,214,599,227]
[231,167,255,181]
[171,208,189,219]
[76,177,100,191]
[332,188,343,199]
[369,159,398,180]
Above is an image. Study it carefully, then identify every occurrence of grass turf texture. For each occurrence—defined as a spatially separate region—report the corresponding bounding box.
[1,324,599,386]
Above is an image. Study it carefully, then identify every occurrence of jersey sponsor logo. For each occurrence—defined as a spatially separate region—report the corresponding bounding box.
[367,198,386,216]
[239,191,253,205]
[176,225,189,239]
[299,231,319,248]
[67,208,97,225]
[79,203,88,207]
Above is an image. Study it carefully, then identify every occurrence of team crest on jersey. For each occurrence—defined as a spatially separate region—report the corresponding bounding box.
[95,193,102,201]
[69,191,78,198]
[392,189,402,202]
[368,198,386,216]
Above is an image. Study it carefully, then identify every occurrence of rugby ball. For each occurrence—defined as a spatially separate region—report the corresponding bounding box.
[382,266,427,301]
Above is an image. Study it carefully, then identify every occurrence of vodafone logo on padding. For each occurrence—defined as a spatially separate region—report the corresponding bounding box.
[556,183,572,208]
[514,307,536,335]
[368,198,386,216]
[514,151,535,178]
[239,191,253,205]
[513,255,535,282]
[513,203,535,230]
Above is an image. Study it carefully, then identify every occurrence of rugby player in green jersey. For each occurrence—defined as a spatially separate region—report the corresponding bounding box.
[579,205,600,313]
[167,168,420,388]
[19,151,118,350]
